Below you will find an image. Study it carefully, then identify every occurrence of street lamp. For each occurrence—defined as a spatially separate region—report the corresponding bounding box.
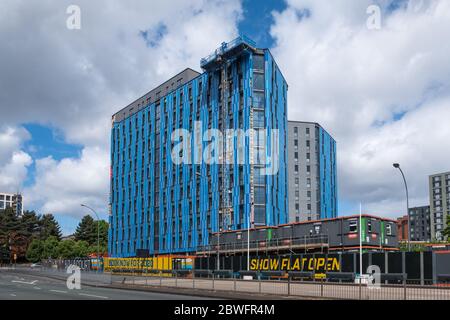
[393,163,411,251]
[81,204,100,273]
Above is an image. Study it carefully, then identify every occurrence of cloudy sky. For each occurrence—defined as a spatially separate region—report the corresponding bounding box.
[1,0,449,235]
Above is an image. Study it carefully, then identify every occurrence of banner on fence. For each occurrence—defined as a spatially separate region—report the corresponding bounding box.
[250,256,340,272]
[103,257,172,271]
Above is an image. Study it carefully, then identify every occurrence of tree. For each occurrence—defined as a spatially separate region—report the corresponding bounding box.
[26,239,43,262]
[21,211,41,240]
[0,207,28,261]
[74,215,96,244]
[39,214,62,241]
[444,214,450,239]
[73,240,91,257]
[42,236,59,259]
[74,215,109,247]
[56,240,77,259]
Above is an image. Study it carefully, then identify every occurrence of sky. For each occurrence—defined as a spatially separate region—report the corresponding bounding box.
[1,0,449,235]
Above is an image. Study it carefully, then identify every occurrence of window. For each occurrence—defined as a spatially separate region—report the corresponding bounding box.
[254,187,266,204]
[253,111,265,128]
[253,73,265,90]
[349,220,358,233]
[254,206,266,225]
[253,91,265,109]
[253,55,265,71]
[254,169,265,185]
[314,225,321,234]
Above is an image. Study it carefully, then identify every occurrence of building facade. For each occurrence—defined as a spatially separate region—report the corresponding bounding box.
[409,206,431,242]
[287,121,337,222]
[429,172,450,241]
[396,215,409,242]
[109,36,288,257]
[0,193,23,215]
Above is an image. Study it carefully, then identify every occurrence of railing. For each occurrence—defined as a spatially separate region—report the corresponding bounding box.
[107,269,450,300]
[197,234,329,253]
[10,265,450,300]
[200,35,257,68]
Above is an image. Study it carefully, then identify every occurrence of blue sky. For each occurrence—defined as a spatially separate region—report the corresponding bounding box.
[1,0,450,236]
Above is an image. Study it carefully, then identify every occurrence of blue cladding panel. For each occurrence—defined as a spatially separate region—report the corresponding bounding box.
[109,45,288,257]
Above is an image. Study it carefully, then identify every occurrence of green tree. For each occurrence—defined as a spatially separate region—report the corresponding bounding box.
[73,240,91,257]
[21,211,41,240]
[56,240,77,259]
[26,239,43,262]
[74,215,109,247]
[444,214,450,239]
[74,215,96,244]
[42,236,59,259]
[95,220,109,247]
[39,214,62,241]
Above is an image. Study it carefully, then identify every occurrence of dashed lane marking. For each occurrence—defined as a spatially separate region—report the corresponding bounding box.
[50,290,68,294]
[78,293,108,299]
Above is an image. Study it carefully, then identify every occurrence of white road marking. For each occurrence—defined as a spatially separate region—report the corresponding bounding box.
[12,280,38,285]
[10,294,16,297]
[78,293,108,299]
[50,290,68,294]
[34,287,41,290]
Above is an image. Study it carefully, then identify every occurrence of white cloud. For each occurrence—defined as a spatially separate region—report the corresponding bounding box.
[270,0,450,217]
[24,146,109,218]
[0,126,32,192]
[0,0,242,146]
[0,0,243,218]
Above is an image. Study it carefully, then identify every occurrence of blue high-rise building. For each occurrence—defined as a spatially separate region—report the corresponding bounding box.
[109,36,288,257]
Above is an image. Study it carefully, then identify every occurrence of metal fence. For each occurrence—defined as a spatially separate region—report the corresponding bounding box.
[108,269,450,300]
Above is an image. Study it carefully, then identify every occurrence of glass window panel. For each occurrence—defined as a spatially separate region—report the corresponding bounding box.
[253,55,265,71]
[253,91,265,109]
[254,186,266,204]
[253,73,265,90]
[254,206,266,225]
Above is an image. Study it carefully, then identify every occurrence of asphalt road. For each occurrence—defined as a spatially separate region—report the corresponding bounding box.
[0,269,212,300]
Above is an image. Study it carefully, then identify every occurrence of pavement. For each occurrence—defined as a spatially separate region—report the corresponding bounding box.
[0,269,213,300]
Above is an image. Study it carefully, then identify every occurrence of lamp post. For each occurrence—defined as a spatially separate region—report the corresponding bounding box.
[393,163,411,251]
[81,204,100,273]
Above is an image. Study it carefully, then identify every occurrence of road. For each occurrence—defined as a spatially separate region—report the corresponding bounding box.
[0,269,212,300]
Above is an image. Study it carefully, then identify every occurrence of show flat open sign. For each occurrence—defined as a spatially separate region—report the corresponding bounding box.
[250,257,340,272]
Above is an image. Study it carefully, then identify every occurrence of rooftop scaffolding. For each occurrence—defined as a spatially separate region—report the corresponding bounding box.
[200,35,257,71]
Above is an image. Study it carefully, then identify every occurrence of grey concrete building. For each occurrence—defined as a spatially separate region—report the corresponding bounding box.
[287,121,337,223]
[429,172,450,241]
[409,205,431,242]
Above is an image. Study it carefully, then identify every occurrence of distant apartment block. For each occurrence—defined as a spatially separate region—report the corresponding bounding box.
[409,206,431,242]
[287,121,337,222]
[429,171,450,241]
[0,193,23,215]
